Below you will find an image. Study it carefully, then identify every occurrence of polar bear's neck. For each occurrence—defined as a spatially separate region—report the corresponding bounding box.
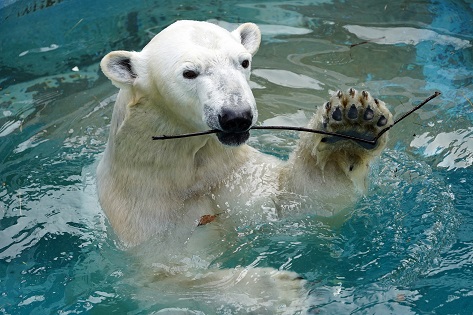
[97,90,252,244]
[102,91,250,192]
[107,136,248,196]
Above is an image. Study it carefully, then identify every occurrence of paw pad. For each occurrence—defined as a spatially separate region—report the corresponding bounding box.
[332,107,342,121]
[377,115,388,127]
[363,106,374,120]
[348,104,358,119]
[319,88,393,148]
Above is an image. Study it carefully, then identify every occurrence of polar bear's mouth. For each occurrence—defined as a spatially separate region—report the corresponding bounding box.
[216,131,250,146]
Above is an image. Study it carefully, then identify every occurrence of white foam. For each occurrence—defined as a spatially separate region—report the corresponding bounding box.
[344,25,471,50]
[252,69,324,90]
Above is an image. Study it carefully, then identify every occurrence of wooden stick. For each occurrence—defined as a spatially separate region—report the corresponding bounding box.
[350,36,386,48]
[152,91,441,145]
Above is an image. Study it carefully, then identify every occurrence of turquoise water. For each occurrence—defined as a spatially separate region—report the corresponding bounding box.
[1,0,472,314]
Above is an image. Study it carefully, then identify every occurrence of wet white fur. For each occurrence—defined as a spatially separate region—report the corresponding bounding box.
[97,20,392,312]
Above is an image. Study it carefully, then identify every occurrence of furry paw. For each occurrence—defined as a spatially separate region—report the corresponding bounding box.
[194,267,309,313]
[145,267,310,314]
[294,88,394,184]
[227,267,310,314]
[319,88,393,150]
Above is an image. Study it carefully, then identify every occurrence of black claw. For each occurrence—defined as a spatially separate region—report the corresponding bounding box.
[377,115,387,126]
[325,101,331,110]
[332,107,342,121]
[349,88,355,96]
[362,90,369,99]
[348,104,358,119]
[364,107,374,120]
[336,90,342,98]
[374,98,380,105]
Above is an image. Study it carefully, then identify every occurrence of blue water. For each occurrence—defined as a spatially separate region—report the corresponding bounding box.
[1,0,472,314]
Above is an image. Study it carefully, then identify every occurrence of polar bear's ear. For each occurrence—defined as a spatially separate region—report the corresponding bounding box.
[100,50,138,88]
[232,23,261,55]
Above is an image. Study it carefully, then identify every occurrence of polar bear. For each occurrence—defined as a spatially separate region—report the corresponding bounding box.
[98,20,393,313]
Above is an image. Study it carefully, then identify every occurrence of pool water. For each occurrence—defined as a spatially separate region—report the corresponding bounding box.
[1,0,472,314]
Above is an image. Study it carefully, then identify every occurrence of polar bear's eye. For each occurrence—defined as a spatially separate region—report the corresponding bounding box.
[183,70,199,79]
[241,60,250,69]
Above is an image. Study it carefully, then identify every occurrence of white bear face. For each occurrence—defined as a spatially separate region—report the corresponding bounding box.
[101,20,262,146]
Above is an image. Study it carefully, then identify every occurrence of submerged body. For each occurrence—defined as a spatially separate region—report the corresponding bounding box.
[97,20,393,313]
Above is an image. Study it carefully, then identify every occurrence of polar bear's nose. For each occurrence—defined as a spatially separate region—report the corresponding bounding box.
[218,108,253,133]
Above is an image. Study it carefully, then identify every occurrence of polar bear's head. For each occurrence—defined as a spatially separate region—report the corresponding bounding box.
[101,20,261,146]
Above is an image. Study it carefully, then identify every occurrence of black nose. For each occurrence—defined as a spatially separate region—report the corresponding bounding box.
[218,108,253,133]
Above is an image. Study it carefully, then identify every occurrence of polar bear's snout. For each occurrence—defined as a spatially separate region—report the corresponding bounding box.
[199,68,258,146]
[218,107,253,133]
[214,106,254,146]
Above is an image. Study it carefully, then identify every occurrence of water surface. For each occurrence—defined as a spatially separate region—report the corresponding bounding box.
[1,0,472,314]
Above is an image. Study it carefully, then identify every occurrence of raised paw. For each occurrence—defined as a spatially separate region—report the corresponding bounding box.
[320,88,393,149]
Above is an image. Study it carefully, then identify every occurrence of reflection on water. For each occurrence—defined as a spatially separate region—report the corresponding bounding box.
[344,25,471,49]
[1,0,473,314]
[253,69,325,90]
[411,127,473,170]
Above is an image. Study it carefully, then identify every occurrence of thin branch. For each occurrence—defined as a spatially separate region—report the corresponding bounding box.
[151,91,441,145]
[250,126,377,145]
[152,130,218,140]
[374,91,441,140]
[350,36,386,48]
